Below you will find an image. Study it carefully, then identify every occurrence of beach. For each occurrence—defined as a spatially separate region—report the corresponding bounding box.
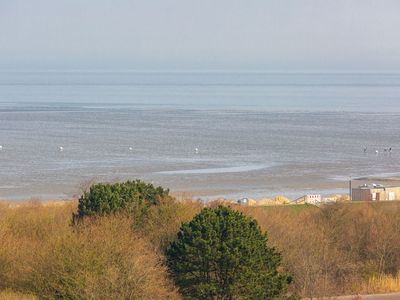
[1,71,400,201]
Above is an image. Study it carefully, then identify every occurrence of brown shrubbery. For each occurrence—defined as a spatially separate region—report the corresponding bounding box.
[0,201,179,300]
[134,198,202,250]
[237,202,400,298]
[1,199,400,298]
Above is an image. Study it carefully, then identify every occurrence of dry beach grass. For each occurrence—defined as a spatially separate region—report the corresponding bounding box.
[1,199,400,298]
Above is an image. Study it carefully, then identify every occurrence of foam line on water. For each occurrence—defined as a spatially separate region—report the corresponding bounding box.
[0,185,21,189]
[157,164,269,175]
[330,172,400,181]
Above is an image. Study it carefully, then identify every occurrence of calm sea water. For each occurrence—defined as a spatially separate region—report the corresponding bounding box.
[1,71,400,200]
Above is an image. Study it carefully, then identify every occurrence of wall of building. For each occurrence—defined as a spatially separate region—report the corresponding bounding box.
[352,188,373,201]
[352,187,400,201]
[385,187,400,201]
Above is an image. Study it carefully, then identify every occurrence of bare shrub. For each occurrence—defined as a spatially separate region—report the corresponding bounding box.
[0,290,36,300]
[136,198,202,251]
[2,199,400,298]
[0,201,179,300]
[237,203,400,297]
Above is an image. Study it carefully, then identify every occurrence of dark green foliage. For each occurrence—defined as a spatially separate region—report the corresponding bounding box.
[166,205,289,299]
[75,179,169,219]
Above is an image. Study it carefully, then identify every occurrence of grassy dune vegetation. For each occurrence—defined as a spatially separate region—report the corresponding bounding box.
[1,197,400,299]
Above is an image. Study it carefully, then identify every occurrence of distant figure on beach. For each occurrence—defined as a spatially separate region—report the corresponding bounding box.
[383,147,392,155]
[194,147,199,154]
[0,145,2,151]
[129,147,133,151]
[375,150,379,155]
[58,146,64,152]
[363,147,367,153]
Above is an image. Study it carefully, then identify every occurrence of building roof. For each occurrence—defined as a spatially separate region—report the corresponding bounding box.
[357,183,386,190]
[355,184,400,189]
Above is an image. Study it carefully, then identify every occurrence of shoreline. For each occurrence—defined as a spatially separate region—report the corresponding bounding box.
[1,174,400,202]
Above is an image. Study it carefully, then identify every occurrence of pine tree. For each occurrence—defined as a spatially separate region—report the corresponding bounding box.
[166,205,290,299]
[74,179,169,219]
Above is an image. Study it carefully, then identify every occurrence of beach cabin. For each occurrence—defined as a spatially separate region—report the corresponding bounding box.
[352,184,400,201]
[305,194,322,204]
[291,194,322,205]
[237,198,249,205]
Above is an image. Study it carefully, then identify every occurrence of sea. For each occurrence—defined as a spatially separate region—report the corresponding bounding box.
[1,71,400,200]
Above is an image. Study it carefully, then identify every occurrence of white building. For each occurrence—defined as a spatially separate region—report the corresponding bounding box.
[292,194,322,205]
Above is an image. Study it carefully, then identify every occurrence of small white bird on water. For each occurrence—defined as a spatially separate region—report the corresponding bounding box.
[59,146,64,152]
[194,147,199,154]
[0,145,2,150]
[129,147,133,151]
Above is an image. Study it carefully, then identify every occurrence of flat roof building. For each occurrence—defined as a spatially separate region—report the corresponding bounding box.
[352,184,400,202]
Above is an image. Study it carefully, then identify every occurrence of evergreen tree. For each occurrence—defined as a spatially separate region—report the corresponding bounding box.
[166,205,290,299]
[74,179,169,219]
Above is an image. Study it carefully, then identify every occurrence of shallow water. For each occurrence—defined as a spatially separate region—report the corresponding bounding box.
[1,71,400,200]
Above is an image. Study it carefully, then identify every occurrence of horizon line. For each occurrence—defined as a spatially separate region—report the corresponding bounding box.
[2,68,400,74]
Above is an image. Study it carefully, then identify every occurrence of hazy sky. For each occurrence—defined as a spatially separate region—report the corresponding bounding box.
[1,0,400,71]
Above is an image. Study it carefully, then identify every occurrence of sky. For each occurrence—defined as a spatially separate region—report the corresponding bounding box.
[1,0,400,71]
